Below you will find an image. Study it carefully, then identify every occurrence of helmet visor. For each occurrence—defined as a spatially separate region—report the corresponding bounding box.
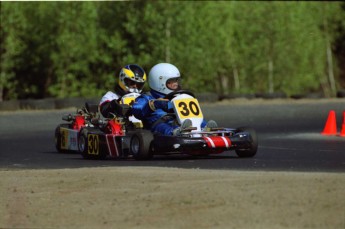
[124,78,145,90]
[166,77,181,91]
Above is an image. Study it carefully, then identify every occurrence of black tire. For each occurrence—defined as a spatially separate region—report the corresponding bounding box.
[55,124,72,153]
[79,128,106,160]
[235,127,258,158]
[130,131,154,160]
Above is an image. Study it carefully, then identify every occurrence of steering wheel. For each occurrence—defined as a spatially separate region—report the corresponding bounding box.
[164,90,195,100]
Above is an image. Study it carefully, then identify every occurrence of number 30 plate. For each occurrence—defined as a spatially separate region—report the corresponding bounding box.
[172,98,203,119]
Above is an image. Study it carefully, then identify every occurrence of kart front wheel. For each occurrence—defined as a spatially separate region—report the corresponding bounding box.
[130,131,153,160]
[235,127,258,158]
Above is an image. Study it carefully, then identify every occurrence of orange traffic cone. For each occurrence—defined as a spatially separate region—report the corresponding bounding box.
[339,111,345,137]
[321,110,337,135]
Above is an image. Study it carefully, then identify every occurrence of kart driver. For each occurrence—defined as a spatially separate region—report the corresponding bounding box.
[99,64,146,118]
[131,63,217,136]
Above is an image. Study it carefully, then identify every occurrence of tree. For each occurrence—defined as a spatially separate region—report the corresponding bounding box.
[0,2,27,100]
[1,1,344,100]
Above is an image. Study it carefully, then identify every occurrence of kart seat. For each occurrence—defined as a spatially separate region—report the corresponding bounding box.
[85,102,99,114]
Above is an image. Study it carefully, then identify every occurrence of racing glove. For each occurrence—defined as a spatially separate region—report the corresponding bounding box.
[110,99,130,117]
[149,99,173,112]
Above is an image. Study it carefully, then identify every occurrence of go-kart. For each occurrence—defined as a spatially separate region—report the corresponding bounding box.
[54,102,100,153]
[129,90,258,160]
[54,93,144,159]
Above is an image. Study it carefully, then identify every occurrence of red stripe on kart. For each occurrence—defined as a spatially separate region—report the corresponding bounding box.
[204,136,232,149]
[106,135,119,157]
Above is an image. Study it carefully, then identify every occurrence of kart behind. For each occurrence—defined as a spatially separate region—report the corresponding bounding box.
[54,93,144,159]
[54,102,99,154]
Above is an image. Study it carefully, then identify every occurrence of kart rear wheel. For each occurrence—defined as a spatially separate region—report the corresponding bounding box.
[235,127,258,158]
[55,124,73,153]
[79,128,106,160]
[130,131,153,160]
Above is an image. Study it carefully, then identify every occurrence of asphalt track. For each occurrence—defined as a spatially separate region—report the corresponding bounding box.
[0,99,344,172]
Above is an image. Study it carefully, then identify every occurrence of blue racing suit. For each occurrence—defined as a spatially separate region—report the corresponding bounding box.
[131,90,206,135]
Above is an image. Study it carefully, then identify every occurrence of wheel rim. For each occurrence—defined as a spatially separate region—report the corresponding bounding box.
[79,136,86,152]
[131,136,140,155]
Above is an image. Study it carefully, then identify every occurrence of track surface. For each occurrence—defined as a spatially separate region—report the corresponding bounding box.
[1,99,344,172]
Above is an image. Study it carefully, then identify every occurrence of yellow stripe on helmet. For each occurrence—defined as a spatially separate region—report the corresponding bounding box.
[123,69,135,79]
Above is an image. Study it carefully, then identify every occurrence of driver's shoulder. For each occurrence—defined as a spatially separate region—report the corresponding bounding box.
[143,91,152,96]
[139,91,154,99]
[100,91,120,103]
[104,91,119,97]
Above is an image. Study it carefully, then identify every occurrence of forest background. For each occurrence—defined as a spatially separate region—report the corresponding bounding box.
[1,1,345,101]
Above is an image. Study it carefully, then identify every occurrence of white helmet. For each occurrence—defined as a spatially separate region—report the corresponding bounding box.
[149,63,181,95]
